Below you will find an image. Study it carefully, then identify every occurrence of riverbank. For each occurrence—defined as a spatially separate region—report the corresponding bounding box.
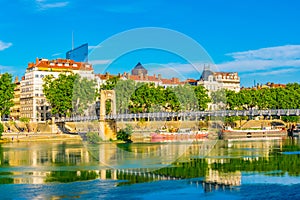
[1,132,82,143]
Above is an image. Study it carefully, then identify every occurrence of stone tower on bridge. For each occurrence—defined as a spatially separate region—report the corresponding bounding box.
[99,90,117,140]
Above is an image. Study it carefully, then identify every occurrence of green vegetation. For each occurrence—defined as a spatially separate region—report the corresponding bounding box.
[43,73,77,117]
[43,73,97,117]
[86,132,102,144]
[0,123,3,139]
[224,83,300,110]
[281,116,299,123]
[46,171,98,183]
[117,124,133,142]
[102,77,210,114]
[72,77,97,115]
[19,117,30,123]
[0,73,16,120]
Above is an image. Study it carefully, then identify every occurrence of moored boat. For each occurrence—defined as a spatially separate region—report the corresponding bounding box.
[219,126,286,140]
[151,128,208,142]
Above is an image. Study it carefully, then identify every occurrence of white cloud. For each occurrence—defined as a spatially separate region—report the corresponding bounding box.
[51,52,62,57]
[0,40,12,51]
[240,67,299,77]
[228,45,300,60]
[88,45,102,50]
[0,65,15,73]
[217,45,300,72]
[35,0,69,10]
[89,59,111,65]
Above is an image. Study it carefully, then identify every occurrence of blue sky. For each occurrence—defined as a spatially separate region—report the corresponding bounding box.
[0,0,300,87]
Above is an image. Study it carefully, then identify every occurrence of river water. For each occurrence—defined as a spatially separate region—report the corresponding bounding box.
[1,139,300,199]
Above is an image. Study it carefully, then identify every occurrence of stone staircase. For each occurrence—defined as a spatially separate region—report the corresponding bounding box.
[3,122,19,132]
[104,121,116,140]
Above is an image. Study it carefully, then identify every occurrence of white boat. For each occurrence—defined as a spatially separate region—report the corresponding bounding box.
[220,126,286,140]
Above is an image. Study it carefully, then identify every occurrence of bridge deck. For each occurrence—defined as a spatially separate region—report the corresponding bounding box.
[55,109,300,122]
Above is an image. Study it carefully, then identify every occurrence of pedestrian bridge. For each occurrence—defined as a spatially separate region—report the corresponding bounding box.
[55,109,300,122]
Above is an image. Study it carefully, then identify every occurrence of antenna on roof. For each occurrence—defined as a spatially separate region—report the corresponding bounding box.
[72,31,74,50]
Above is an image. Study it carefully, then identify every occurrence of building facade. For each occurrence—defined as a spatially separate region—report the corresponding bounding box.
[20,58,94,122]
[95,62,185,88]
[66,43,88,62]
[197,65,240,93]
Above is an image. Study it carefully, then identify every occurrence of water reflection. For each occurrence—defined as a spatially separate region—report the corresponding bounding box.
[0,139,300,193]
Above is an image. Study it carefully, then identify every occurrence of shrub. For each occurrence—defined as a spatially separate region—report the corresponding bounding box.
[117,124,133,142]
[19,117,30,123]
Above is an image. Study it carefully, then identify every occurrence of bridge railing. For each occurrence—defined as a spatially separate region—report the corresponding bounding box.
[54,109,300,122]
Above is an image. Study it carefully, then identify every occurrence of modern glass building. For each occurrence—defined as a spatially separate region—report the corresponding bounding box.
[66,43,88,62]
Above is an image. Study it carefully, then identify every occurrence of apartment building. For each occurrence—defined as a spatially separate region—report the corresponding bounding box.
[20,58,94,122]
[197,65,240,93]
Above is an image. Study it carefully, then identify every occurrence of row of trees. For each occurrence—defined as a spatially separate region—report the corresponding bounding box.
[212,83,300,110]
[100,77,211,114]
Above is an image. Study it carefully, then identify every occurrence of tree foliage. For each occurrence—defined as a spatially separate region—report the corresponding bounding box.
[43,73,97,117]
[100,77,211,114]
[115,79,136,113]
[0,73,15,119]
[72,77,97,115]
[116,124,133,142]
[194,85,211,111]
[222,83,300,111]
[0,123,3,139]
[43,73,78,117]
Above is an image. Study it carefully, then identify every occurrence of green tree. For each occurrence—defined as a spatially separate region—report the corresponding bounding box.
[117,124,133,142]
[163,87,180,112]
[129,83,163,113]
[211,89,226,109]
[100,76,120,90]
[72,77,97,115]
[0,73,15,119]
[43,73,78,117]
[115,79,136,114]
[194,85,210,111]
[172,84,197,111]
[0,123,3,139]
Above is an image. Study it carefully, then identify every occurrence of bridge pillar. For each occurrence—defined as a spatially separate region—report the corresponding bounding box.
[99,90,117,140]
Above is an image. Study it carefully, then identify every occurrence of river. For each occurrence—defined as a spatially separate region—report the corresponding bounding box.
[1,139,300,199]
